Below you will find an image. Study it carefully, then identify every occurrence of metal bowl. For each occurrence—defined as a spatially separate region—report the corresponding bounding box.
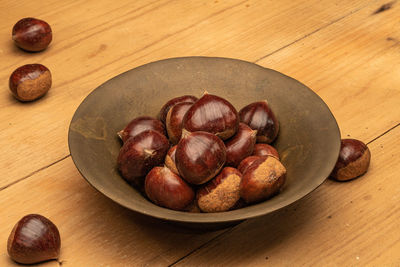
[68,57,340,228]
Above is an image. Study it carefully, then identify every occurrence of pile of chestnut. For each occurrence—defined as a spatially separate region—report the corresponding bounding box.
[117,92,286,212]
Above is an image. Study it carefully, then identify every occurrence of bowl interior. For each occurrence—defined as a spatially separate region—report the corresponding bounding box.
[68,57,340,224]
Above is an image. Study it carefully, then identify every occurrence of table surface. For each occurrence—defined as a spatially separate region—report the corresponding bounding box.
[1,0,399,266]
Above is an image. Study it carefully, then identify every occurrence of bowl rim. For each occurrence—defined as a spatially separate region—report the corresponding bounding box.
[68,56,341,224]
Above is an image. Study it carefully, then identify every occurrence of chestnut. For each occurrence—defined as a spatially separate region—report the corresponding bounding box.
[253,143,280,160]
[12,18,52,52]
[240,156,286,204]
[225,123,257,167]
[165,145,179,175]
[239,100,279,143]
[237,155,264,174]
[197,167,242,212]
[9,64,52,102]
[145,166,194,211]
[118,116,166,143]
[158,95,198,123]
[117,130,169,187]
[175,130,226,185]
[7,214,60,264]
[183,92,239,140]
[166,102,193,144]
[329,139,371,181]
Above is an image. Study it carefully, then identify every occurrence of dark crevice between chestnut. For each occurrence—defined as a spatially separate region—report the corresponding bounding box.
[0,154,70,192]
[167,225,238,266]
[372,1,396,15]
[366,122,400,145]
[254,2,372,63]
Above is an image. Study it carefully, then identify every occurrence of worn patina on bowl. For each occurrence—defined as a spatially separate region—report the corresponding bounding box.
[68,57,340,228]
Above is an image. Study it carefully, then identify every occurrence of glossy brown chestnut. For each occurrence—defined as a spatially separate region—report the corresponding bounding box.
[225,123,257,167]
[158,95,198,123]
[237,155,264,174]
[145,166,194,211]
[239,100,279,143]
[329,139,371,181]
[165,145,179,175]
[166,102,193,144]
[253,143,280,160]
[12,18,52,52]
[118,116,166,143]
[176,130,226,185]
[197,167,242,212]
[183,93,239,140]
[240,156,286,204]
[117,130,169,187]
[7,214,60,264]
[9,64,52,102]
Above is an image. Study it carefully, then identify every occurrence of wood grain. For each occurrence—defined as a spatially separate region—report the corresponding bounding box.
[174,125,400,266]
[0,0,375,188]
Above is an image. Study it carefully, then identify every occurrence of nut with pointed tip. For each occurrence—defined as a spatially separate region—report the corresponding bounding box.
[225,123,257,167]
[7,214,60,264]
[329,139,371,181]
[166,102,193,144]
[253,143,280,160]
[117,130,169,187]
[176,130,226,185]
[9,64,52,102]
[240,156,286,204]
[239,100,279,143]
[165,145,179,175]
[12,18,52,52]
[197,167,242,212]
[183,92,239,140]
[118,116,166,143]
[145,166,194,211]
[158,95,198,123]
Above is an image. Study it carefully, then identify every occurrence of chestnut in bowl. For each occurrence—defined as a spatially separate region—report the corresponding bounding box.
[239,100,279,144]
[329,139,371,181]
[183,93,239,140]
[165,145,179,175]
[158,95,197,123]
[237,155,264,174]
[118,116,166,143]
[166,102,193,144]
[175,130,226,185]
[117,130,169,186]
[145,166,194,211]
[225,123,257,167]
[253,143,280,160]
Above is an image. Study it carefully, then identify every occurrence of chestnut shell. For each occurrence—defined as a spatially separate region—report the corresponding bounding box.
[117,130,169,186]
[175,130,226,185]
[7,214,60,264]
[239,100,279,143]
[118,116,166,143]
[166,102,193,144]
[158,95,198,123]
[12,18,52,52]
[225,123,257,167]
[253,143,280,160]
[183,93,239,140]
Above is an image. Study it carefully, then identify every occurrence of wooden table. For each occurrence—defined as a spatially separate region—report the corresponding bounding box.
[1,0,399,266]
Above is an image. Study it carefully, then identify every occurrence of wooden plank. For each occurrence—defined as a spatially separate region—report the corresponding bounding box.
[0,157,228,266]
[0,0,374,188]
[174,125,400,266]
[257,0,400,142]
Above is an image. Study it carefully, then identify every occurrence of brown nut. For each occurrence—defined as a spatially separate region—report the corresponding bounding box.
[7,214,60,264]
[145,166,194,211]
[329,139,371,181]
[240,156,286,204]
[225,123,257,167]
[9,64,52,102]
[165,145,179,175]
[118,116,166,143]
[12,18,52,52]
[197,167,242,212]
[166,102,193,144]
[253,143,280,160]
[158,95,198,123]
[237,155,264,174]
